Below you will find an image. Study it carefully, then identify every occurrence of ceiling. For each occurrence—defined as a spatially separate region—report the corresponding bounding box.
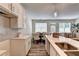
[21,3,79,20]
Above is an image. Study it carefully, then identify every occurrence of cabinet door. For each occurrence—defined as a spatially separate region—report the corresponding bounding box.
[0,3,11,11]
[28,38,31,50]
[26,40,28,54]
[17,4,24,28]
[10,18,18,28]
[26,37,31,55]
[11,3,19,15]
[10,40,26,56]
[11,3,24,28]
[0,40,10,56]
[25,40,30,55]
[50,44,57,56]
[45,39,50,55]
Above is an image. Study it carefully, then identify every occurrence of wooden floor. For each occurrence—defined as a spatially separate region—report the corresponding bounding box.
[27,43,48,56]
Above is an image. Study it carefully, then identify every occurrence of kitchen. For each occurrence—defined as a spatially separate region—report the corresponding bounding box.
[0,3,79,56]
[0,3,32,56]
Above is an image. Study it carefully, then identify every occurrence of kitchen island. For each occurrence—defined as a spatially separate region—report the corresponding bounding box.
[45,35,79,56]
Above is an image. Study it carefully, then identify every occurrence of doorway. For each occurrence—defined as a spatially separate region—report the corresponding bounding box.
[50,24,56,33]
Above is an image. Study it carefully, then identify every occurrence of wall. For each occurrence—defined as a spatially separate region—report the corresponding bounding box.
[18,8,32,36]
[0,10,32,42]
[0,15,18,42]
[75,19,79,24]
[32,19,75,33]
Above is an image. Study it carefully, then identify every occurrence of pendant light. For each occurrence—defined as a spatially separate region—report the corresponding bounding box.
[54,4,58,17]
[54,11,57,17]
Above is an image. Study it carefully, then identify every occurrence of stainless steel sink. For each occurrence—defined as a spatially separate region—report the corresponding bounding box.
[55,42,77,50]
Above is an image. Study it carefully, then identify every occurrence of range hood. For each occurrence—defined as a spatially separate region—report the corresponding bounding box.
[0,7,17,18]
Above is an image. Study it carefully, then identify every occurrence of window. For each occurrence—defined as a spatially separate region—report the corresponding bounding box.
[59,23,71,33]
[35,23,47,32]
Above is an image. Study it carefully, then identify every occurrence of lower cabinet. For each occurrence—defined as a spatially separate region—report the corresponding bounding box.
[50,44,57,56]
[45,38,60,56]
[50,44,59,56]
[26,37,31,55]
[45,38,50,55]
[0,40,10,56]
[0,51,9,56]
[10,38,31,56]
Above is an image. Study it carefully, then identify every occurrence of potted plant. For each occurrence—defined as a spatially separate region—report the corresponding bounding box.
[75,23,79,38]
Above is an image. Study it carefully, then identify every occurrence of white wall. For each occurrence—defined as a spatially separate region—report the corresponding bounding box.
[75,19,79,24]
[18,8,32,36]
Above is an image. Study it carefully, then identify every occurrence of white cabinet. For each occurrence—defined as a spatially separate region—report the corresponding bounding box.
[10,37,31,56]
[10,3,24,28]
[26,37,31,54]
[10,39,26,56]
[0,3,11,11]
[11,3,19,16]
[0,50,9,56]
[45,38,50,55]
[0,40,10,56]
[50,44,59,56]
[0,3,24,28]
[0,3,17,18]
[50,44,57,56]
[17,4,24,28]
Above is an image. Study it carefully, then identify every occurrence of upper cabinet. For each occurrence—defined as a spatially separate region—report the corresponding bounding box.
[0,3,11,11]
[11,3,19,16]
[10,3,24,28]
[0,3,17,18]
[0,3,24,28]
